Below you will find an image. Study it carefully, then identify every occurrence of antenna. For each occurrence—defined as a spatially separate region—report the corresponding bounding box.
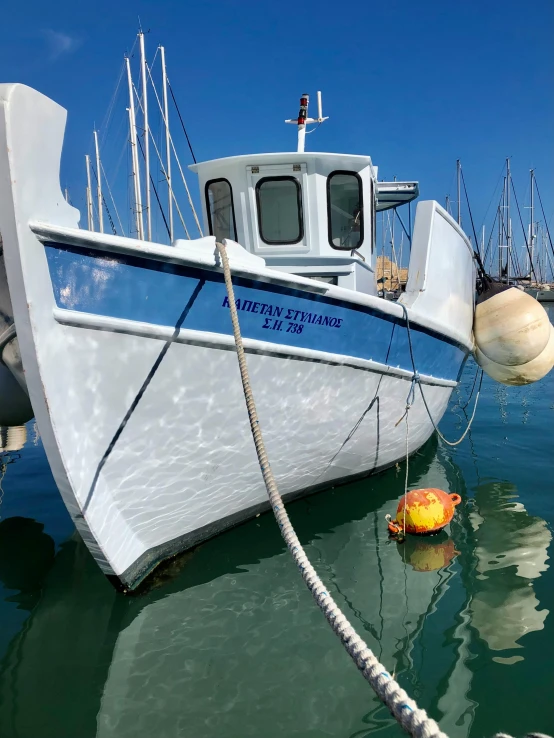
[285,91,329,153]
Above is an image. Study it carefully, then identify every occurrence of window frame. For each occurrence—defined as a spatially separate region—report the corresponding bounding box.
[255,175,304,245]
[326,170,364,251]
[205,177,238,242]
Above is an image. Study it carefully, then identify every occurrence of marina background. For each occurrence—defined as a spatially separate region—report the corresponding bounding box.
[1,0,553,231]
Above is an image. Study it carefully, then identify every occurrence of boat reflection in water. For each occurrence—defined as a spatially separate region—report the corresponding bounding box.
[0,435,550,738]
[468,481,550,661]
[0,424,27,454]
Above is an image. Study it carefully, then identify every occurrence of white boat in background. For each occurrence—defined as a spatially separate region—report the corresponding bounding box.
[524,285,554,303]
[0,40,478,589]
[0,251,33,426]
[488,164,554,303]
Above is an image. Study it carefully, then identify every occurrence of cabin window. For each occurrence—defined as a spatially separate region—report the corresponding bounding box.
[255,176,303,245]
[327,171,364,250]
[205,179,237,242]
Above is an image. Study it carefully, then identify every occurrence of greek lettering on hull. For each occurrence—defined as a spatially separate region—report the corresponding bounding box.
[222,296,343,330]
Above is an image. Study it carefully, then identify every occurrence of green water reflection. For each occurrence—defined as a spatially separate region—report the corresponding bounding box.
[0,344,552,737]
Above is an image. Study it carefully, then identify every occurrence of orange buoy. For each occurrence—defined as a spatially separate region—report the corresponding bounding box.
[388,488,461,536]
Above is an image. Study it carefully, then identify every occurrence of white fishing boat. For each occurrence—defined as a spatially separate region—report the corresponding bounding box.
[1,40,551,591]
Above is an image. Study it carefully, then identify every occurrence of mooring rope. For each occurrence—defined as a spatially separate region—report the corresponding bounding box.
[399,304,483,447]
[403,410,409,535]
[394,371,419,534]
[216,242,447,738]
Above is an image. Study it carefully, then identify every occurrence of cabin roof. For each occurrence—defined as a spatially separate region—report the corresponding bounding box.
[189,151,373,173]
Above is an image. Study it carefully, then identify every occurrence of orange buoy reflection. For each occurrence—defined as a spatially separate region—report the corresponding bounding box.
[397,531,459,573]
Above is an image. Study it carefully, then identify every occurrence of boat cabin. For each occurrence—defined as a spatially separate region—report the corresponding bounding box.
[190,152,418,296]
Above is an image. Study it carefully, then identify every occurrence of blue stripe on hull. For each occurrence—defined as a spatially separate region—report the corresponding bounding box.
[44,243,467,381]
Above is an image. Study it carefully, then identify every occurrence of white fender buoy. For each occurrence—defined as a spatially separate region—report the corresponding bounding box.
[473,285,551,366]
[475,322,554,386]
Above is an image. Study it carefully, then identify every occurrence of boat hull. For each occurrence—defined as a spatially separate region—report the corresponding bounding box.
[37,239,462,588]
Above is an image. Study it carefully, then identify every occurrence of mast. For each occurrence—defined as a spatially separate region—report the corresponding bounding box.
[85,154,94,231]
[538,226,544,284]
[160,45,173,242]
[498,180,504,281]
[506,158,511,284]
[481,225,485,264]
[126,56,144,240]
[298,93,308,153]
[139,32,152,241]
[535,224,542,283]
[391,199,397,289]
[94,130,104,233]
[529,169,535,282]
[456,159,461,226]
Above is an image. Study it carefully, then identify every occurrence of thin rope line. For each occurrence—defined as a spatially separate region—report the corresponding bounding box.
[100,160,125,235]
[100,60,126,148]
[133,83,191,239]
[0,457,7,515]
[142,69,202,236]
[400,304,482,447]
[534,174,554,261]
[403,411,409,536]
[457,363,480,411]
[167,80,197,163]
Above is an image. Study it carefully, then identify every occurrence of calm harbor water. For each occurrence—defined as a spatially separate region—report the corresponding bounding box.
[0,314,553,738]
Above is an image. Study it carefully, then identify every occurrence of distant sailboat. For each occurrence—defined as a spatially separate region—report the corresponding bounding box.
[523,170,554,302]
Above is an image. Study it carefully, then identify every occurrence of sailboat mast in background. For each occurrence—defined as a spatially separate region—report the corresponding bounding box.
[93,130,104,234]
[126,55,144,240]
[85,154,94,231]
[160,45,173,243]
[529,169,535,280]
[139,32,152,241]
[506,158,511,284]
[456,159,461,226]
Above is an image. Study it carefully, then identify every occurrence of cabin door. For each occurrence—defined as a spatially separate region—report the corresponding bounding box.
[247,163,310,255]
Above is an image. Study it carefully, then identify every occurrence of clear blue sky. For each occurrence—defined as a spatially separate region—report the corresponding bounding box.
[3,0,553,250]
